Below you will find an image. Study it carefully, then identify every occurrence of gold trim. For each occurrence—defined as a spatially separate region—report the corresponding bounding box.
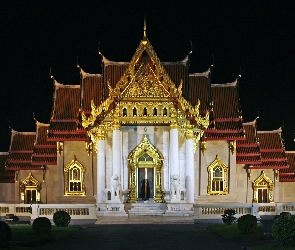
[253,171,274,203]
[127,134,164,203]
[207,155,228,195]
[81,37,209,149]
[229,141,236,155]
[64,156,86,196]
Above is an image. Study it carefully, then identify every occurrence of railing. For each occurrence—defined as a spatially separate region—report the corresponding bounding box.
[194,202,295,220]
[0,203,96,222]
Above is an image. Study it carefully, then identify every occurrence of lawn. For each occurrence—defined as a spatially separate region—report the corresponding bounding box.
[6,225,80,249]
[207,224,294,250]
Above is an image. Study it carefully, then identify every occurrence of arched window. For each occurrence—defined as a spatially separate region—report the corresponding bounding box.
[207,155,228,195]
[253,171,274,203]
[143,107,147,116]
[133,107,137,116]
[163,107,167,116]
[64,156,86,195]
[153,108,157,116]
[123,108,127,116]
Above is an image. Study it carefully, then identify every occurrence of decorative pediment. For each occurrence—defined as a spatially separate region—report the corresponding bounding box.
[128,134,163,167]
[20,172,41,190]
[253,171,274,188]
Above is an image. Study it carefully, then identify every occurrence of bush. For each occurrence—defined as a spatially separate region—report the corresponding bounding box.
[272,213,295,247]
[221,209,236,225]
[237,214,257,234]
[0,221,12,248]
[32,217,52,235]
[53,211,71,227]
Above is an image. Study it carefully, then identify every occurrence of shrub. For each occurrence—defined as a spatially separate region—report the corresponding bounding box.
[272,213,295,247]
[221,209,236,225]
[53,211,71,227]
[237,214,257,234]
[0,221,12,248]
[32,217,52,235]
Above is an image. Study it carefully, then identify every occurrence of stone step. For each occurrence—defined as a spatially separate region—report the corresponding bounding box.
[127,202,168,216]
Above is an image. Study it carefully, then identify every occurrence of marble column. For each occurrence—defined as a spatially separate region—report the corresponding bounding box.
[170,117,179,200]
[112,129,121,177]
[185,128,194,203]
[170,128,179,176]
[97,129,105,203]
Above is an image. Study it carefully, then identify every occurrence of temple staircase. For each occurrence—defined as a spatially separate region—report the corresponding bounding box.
[126,201,167,216]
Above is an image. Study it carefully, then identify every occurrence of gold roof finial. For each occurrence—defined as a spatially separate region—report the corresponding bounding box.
[142,16,147,45]
[144,16,147,37]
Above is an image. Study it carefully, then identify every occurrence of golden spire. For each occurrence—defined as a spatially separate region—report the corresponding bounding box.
[144,16,146,37]
[142,16,147,45]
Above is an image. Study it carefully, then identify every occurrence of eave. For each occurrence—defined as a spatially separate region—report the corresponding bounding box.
[203,137,245,141]
[260,149,285,152]
[236,161,262,164]
[31,162,57,165]
[249,165,289,169]
[236,144,259,147]
[46,138,90,142]
[236,153,260,157]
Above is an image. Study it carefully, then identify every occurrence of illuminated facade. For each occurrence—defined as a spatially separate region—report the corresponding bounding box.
[1,26,295,220]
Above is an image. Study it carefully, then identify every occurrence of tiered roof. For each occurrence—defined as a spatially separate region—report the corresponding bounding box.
[280,152,295,181]
[48,80,88,141]
[203,79,244,141]
[0,153,14,183]
[250,129,288,169]
[6,130,44,170]
[1,30,294,182]
[32,122,57,165]
[236,121,261,165]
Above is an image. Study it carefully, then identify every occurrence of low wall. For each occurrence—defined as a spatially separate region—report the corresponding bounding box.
[193,202,295,223]
[0,203,97,225]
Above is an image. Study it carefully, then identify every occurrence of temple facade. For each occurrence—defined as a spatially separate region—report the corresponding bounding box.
[1,28,295,220]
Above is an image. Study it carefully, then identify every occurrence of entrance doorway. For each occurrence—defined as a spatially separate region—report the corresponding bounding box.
[137,163,155,200]
[20,173,41,204]
[128,134,163,203]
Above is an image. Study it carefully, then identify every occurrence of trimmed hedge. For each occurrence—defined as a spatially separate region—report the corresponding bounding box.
[221,209,236,225]
[53,211,71,227]
[0,221,12,247]
[32,217,52,235]
[272,213,295,247]
[237,214,257,234]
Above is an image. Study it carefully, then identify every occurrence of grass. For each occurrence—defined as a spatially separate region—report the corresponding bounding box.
[208,224,295,250]
[208,223,264,240]
[5,224,81,249]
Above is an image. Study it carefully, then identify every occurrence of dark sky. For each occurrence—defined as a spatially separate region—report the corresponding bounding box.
[0,1,294,151]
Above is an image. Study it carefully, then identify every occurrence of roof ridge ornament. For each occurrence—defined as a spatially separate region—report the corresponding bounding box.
[142,16,147,45]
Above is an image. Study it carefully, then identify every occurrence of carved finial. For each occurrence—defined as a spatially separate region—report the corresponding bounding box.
[76,57,80,68]
[189,41,193,54]
[142,16,147,45]
[144,16,147,37]
[98,41,102,55]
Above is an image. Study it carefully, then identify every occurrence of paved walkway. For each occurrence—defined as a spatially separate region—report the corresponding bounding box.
[42,224,245,250]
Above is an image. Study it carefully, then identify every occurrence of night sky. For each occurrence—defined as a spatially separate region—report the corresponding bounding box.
[0,1,294,151]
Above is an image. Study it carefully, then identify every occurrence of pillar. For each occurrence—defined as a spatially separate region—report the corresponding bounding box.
[96,128,105,203]
[185,128,194,203]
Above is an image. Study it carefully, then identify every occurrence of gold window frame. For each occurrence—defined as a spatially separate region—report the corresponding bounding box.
[64,156,86,196]
[253,171,273,203]
[207,155,228,195]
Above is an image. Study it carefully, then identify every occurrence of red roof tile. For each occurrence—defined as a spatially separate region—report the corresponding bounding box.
[0,153,15,183]
[280,152,295,181]
[189,70,210,109]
